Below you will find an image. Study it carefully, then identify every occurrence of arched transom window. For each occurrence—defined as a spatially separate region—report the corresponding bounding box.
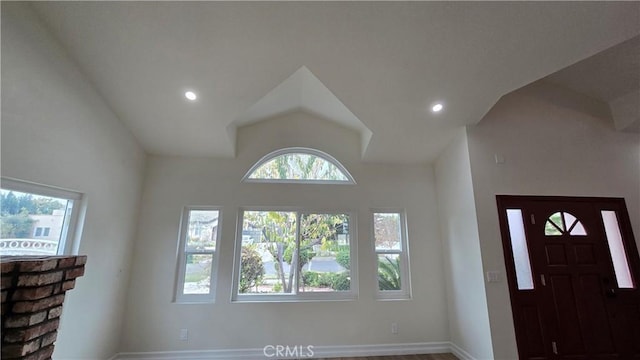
[545,211,587,236]
[243,147,355,184]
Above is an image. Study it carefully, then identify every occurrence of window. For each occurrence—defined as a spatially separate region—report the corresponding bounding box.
[505,209,534,290]
[175,207,221,303]
[601,210,634,289]
[545,211,586,236]
[233,209,356,301]
[0,177,83,256]
[242,147,355,184]
[373,211,410,299]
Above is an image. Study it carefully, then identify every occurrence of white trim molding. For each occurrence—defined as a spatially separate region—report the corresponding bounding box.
[449,342,479,360]
[113,342,455,360]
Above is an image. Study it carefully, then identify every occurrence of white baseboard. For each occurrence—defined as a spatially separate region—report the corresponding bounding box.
[113,342,455,360]
[449,342,478,360]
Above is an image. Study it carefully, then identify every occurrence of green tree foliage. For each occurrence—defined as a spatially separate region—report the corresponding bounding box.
[378,256,402,290]
[1,192,19,215]
[1,212,35,238]
[284,243,315,273]
[249,153,348,181]
[243,211,348,293]
[302,271,350,291]
[335,247,350,270]
[1,191,64,216]
[239,245,265,293]
[329,272,350,291]
[246,211,297,292]
[1,191,66,240]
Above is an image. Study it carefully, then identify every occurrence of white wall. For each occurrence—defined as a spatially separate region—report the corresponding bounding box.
[466,84,640,359]
[1,3,146,358]
[610,89,640,132]
[121,112,449,352]
[434,130,494,360]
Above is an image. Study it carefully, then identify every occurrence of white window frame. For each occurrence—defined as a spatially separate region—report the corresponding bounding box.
[174,206,222,303]
[372,209,411,300]
[232,207,358,302]
[1,177,84,256]
[241,147,356,184]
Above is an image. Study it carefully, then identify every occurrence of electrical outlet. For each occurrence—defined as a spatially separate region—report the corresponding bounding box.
[391,322,398,334]
[179,328,188,341]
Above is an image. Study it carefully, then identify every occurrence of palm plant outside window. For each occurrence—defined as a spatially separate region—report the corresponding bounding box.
[373,211,411,299]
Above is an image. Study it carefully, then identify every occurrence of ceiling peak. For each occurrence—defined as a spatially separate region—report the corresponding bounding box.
[228,66,372,158]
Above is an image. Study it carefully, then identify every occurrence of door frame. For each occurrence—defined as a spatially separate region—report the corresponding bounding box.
[496,195,640,359]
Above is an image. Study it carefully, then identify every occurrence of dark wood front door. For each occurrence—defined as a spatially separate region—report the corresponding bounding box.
[497,196,640,360]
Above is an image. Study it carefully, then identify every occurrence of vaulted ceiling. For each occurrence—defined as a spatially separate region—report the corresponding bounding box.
[543,36,640,132]
[30,2,640,163]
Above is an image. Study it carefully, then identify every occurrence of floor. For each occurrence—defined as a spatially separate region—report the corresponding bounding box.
[314,354,459,360]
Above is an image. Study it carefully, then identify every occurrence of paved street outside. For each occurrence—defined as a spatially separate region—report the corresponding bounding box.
[262,256,346,276]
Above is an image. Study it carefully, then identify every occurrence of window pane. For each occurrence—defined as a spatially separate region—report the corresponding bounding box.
[299,214,350,292]
[186,210,219,251]
[569,221,587,236]
[378,254,401,291]
[183,254,213,294]
[0,189,71,256]
[563,212,577,231]
[601,211,634,289]
[549,212,564,230]
[506,209,534,290]
[373,213,402,251]
[240,211,296,294]
[247,152,350,182]
[545,211,587,236]
[545,220,563,236]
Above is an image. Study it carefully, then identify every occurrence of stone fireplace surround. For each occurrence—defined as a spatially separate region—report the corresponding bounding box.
[1,255,87,360]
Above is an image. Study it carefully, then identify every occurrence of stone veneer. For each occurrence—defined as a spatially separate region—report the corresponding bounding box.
[1,256,86,360]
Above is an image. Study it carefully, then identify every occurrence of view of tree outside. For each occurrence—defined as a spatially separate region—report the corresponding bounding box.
[248,153,349,181]
[176,206,407,298]
[0,189,69,255]
[241,211,296,294]
[239,211,351,294]
[182,210,218,295]
[374,213,402,250]
[299,213,350,292]
[374,212,403,291]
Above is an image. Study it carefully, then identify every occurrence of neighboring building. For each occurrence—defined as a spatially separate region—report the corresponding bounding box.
[29,209,65,241]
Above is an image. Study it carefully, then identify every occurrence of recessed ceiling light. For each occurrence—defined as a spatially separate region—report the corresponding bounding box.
[432,103,444,113]
[185,91,197,101]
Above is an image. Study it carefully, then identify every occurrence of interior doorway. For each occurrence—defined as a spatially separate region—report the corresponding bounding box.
[496,196,640,359]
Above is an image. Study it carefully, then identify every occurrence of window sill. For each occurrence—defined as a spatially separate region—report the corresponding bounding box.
[232,293,358,303]
[375,291,411,301]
